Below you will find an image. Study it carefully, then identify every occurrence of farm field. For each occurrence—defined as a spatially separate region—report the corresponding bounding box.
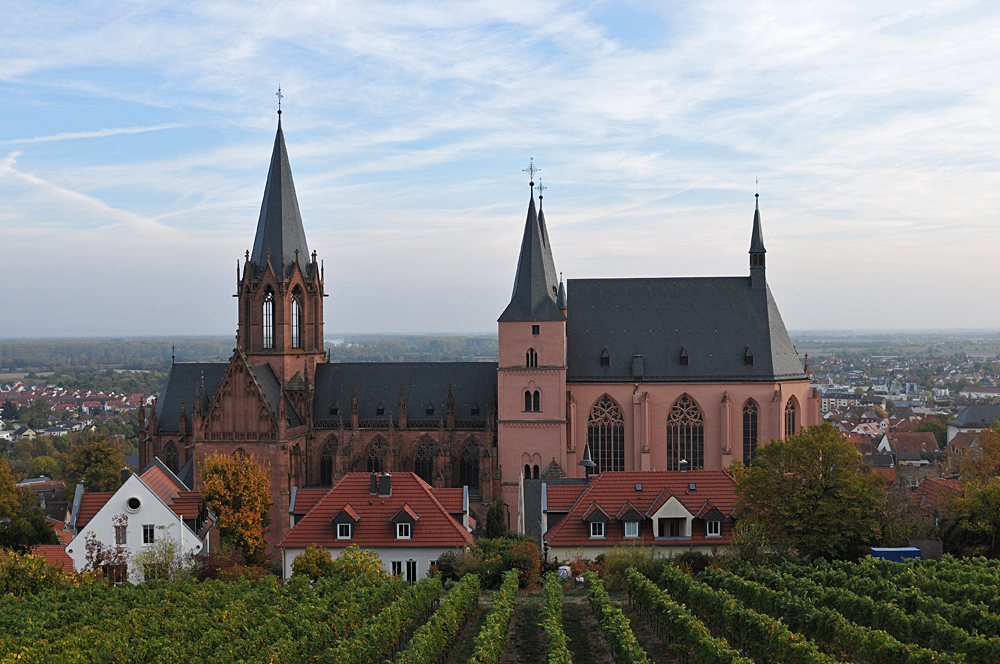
[2,556,999,663]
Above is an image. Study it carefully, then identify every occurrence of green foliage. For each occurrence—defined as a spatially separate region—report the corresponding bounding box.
[20,400,53,428]
[61,436,127,495]
[326,336,497,362]
[131,530,193,582]
[396,573,480,664]
[736,422,884,560]
[584,572,649,664]
[450,536,541,589]
[292,544,338,581]
[1,401,20,421]
[0,550,76,596]
[293,544,389,584]
[915,416,952,449]
[625,568,751,664]
[485,499,507,538]
[541,573,573,664]
[598,545,669,590]
[0,458,58,552]
[469,570,519,664]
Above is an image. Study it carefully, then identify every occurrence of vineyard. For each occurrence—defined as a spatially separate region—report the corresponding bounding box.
[2,555,1000,663]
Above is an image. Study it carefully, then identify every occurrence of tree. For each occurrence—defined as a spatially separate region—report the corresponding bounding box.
[735,423,883,560]
[1,400,19,421]
[915,414,953,450]
[20,400,53,428]
[131,527,192,582]
[200,452,273,566]
[942,477,1000,558]
[60,437,126,498]
[485,499,506,538]
[0,459,58,552]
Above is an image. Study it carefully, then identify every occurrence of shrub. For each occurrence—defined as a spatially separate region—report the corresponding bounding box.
[0,550,76,596]
[291,544,338,581]
[676,550,710,576]
[599,545,668,590]
[192,546,248,581]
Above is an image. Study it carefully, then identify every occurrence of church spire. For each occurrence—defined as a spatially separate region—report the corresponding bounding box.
[250,116,310,278]
[749,193,766,290]
[499,165,561,322]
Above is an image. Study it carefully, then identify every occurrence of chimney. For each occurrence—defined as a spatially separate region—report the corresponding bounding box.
[369,472,378,495]
[120,467,131,486]
[679,459,689,472]
[378,473,392,497]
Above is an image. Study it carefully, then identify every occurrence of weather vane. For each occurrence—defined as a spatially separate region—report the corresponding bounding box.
[522,158,539,185]
[276,85,283,115]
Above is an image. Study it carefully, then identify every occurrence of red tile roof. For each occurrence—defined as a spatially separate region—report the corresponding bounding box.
[29,545,73,573]
[546,485,586,511]
[291,488,328,515]
[46,517,73,544]
[432,488,464,513]
[888,432,939,454]
[278,473,472,549]
[947,432,979,454]
[76,493,114,530]
[870,466,897,484]
[141,465,182,505]
[169,492,207,520]
[911,478,960,519]
[544,471,737,548]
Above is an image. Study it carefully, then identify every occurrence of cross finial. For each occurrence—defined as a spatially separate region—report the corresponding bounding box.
[522,157,539,186]
[276,85,283,115]
[537,177,547,199]
[755,177,758,198]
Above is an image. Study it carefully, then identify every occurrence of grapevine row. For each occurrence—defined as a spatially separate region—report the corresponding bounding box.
[584,572,650,664]
[542,573,573,664]
[697,568,959,664]
[624,568,752,664]
[469,570,520,664]
[396,573,481,664]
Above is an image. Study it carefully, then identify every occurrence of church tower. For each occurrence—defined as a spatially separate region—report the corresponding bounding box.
[749,193,766,290]
[497,170,568,525]
[236,115,326,386]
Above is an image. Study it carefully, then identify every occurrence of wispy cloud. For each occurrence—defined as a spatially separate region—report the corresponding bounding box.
[0,123,182,146]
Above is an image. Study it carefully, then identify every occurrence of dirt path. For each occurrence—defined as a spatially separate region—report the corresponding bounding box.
[500,591,544,664]
[616,596,683,664]
[561,590,615,664]
[445,592,493,664]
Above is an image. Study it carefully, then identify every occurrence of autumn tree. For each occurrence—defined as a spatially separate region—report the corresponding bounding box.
[60,437,126,498]
[735,423,883,561]
[0,458,58,552]
[485,499,507,538]
[943,424,1000,557]
[200,453,273,566]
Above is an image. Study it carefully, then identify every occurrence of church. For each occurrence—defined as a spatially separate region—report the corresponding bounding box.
[139,114,819,551]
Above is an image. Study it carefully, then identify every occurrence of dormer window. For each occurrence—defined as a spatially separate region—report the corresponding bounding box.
[624,521,639,538]
[397,522,411,539]
[679,347,689,366]
[376,403,385,416]
[590,521,605,538]
[600,348,610,367]
[330,403,339,416]
[426,404,434,416]
[337,523,352,539]
[744,347,754,366]
[471,403,480,416]
[707,520,721,537]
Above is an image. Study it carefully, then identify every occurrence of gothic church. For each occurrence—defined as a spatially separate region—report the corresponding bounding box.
[140,116,819,550]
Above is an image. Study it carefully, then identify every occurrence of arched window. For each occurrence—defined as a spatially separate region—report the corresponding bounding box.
[532,390,540,412]
[459,439,481,490]
[366,437,388,473]
[262,289,274,349]
[666,395,704,471]
[163,441,178,474]
[785,398,797,437]
[234,447,249,460]
[743,401,758,464]
[414,438,435,484]
[587,396,625,473]
[291,444,302,483]
[320,437,337,485]
[526,348,538,368]
[524,390,532,412]
[532,465,539,480]
[291,288,302,349]
[524,464,531,478]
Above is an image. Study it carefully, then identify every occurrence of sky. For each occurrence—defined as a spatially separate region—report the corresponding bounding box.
[2,1,999,338]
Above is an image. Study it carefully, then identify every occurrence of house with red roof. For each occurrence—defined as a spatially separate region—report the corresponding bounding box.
[910,478,960,523]
[277,472,473,581]
[539,471,737,560]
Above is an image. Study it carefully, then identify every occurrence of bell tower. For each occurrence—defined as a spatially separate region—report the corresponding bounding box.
[236,114,326,385]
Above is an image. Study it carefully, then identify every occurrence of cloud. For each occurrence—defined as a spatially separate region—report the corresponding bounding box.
[1,123,182,146]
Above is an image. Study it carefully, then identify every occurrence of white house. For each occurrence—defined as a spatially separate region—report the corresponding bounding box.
[66,460,213,582]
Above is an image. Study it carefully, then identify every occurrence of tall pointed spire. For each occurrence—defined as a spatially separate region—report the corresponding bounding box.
[250,116,310,278]
[499,173,561,322]
[749,193,766,289]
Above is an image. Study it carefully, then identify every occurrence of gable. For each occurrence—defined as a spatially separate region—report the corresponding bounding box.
[203,352,278,439]
[650,495,694,521]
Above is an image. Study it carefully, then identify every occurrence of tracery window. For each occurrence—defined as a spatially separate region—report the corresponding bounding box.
[743,401,758,464]
[366,437,388,474]
[587,396,625,473]
[524,389,541,412]
[234,447,249,460]
[414,438,435,484]
[320,438,337,485]
[291,288,302,349]
[785,398,797,437]
[163,441,178,474]
[526,348,538,367]
[459,439,481,490]
[666,396,704,471]
[262,289,274,349]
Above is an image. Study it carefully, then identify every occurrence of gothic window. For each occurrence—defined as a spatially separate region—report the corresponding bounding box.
[743,401,758,464]
[320,438,337,486]
[785,398,797,437]
[163,441,178,474]
[524,389,541,412]
[366,437,388,474]
[524,464,531,478]
[587,396,625,473]
[666,395,704,471]
[414,438,435,484]
[459,439,481,490]
[291,288,302,349]
[526,348,538,367]
[234,447,249,460]
[262,289,274,349]
[532,464,539,479]
[524,391,531,412]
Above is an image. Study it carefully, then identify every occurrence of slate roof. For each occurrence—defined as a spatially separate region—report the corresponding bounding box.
[499,189,562,322]
[251,118,311,279]
[544,471,737,548]
[566,278,805,382]
[277,473,472,549]
[155,362,228,432]
[950,404,1000,429]
[313,362,496,425]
